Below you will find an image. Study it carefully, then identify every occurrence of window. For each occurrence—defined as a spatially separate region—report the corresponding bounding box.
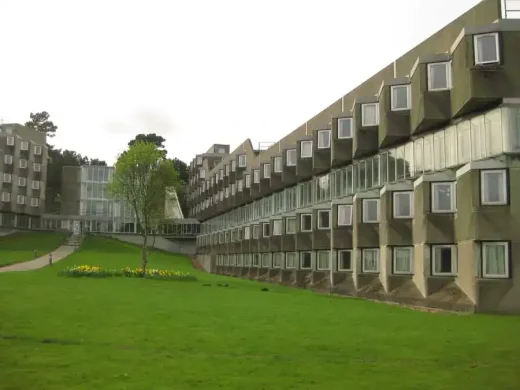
[362,199,380,223]
[300,214,312,232]
[317,130,331,149]
[300,252,312,269]
[244,226,251,240]
[317,210,330,229]
[245,174,251,188]
[338,250,352,271]
[393,192,413,218]
[273,220,282,236]
[6,136,15,146]
[33,163,41,172]
[317,251,330,270]
[196,156,202,165]
[224,187,229,198]
[481,170,507,205]
[474,32,500,65]
[361,103,379,127]
[338,118,352,139]
[263,163,271,179]
[253,170,260,184]
[20,141,29,150]
[19,159,28,169]
[362,249,379,273]
[18,177,26,187]
[219,169,224,180]
[261,253,272,268]
[286,252,297,269]
[225,165,230,176]
[231,184,236,196]
[273,253,284,268]
[231,160,236,172]
[31,198,39,207]
[4,155,13,164]
[253,254,260,267]
[237,179,243,192]
[428,62,452,91]
[17,195,25,205]
[34,145,42,155]
[274,156,283,173]
[199,169,205,178]
[431,182,456,212]
[337,204,353,226]
[3,173,12,183]
[262,222,270,237]
[1,192,10,202]
[393,247,413,274]
[301,141,313,158]
[286,149,297,166]
[482,242,509,278]
[391,85,411,111]
[253,224,260,239]
[432,245,457,276]
[218,233,223,243]
[285,217,296,234]
[238,154,247,167]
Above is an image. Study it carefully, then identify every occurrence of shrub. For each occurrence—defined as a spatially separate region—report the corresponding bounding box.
[59,265,196,282]
[59,265,119,278]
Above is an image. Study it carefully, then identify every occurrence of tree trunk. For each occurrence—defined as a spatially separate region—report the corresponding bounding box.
[141,233,148,276]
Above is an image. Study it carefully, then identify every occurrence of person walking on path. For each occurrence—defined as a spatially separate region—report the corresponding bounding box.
[48,253,53,266]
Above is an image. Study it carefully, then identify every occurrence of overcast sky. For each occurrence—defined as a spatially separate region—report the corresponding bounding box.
[0,0,485,165]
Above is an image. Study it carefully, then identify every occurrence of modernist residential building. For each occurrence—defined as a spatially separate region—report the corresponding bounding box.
[189,0,520,314]
[0,123,48,229]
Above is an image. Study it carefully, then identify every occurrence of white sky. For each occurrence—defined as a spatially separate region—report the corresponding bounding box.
[0,0,484,165]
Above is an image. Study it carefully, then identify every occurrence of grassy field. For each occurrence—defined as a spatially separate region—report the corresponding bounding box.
[0,231,68,266]
[0,236,519,390]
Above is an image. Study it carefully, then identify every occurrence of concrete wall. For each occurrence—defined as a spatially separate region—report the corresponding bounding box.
[107,234,197,256]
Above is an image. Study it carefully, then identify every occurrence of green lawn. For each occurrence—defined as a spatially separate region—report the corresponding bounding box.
[0,231,68,266]
[0,236,519,390]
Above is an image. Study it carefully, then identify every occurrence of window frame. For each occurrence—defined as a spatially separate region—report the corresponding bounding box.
[273,253,284,268]
[427,62,452,91]
[263,163,271,179]
[337,118,352,139]
[274,156,283,173]
[6,136,15,146]
[392,247,414,275]
[474,32,500,66]
[20,141,29,150]
[300,213,313,232]
[238,154,247,167]
[431,182,456,213]
[245,174,251,188]
[390,85,411,111]
[362,198,380,223]
[300,140,313,158]
[286,149,297,166]
[480,169,508,206]
[1,192,11,202]
[317,130,331,149]
[253,169,260,184]
[338,250,353,271]
[285,217,296,234]
[285,252,297,269]
[431,244,457,276]
[18,177,27,187]
[16,194,25,205]
[300,251,312,270]
[272,220,282,236]
[362,248,380,273]
[34,145,42,155]
[317,251,331,271]
[19,159,28,169]
[252,224,261,239]
[393,191,414,219]
[3,173,12,183]
[4,155,13,164]
[482,241,510,279]
[231,160,236,172]
[262,222,270,238]
[317,209,331,230]
[337,204,353,226]
[244,226,251,240]
[361,103,379,127]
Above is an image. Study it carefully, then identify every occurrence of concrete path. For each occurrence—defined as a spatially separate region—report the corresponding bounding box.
[0,245,77,273]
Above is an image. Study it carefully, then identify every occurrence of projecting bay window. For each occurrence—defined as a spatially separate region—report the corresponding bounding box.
[482,242,509,279]
[337,204,353,226]
[361,103,379,127]
[317,130,331,149]
[431,182,456,213]
[481,170,507,205]
[338,118,352,139]
[301,141,313,158]
[362,248,380,273]
[428,62,452,91]
[274,156,283,173]
[391,85,411,111]
[393,192,413,219]
[474,32,500,66]
[362,199,380,223]
[300,214,312,232]
[300,252,312,270]
[432,245,457,276]
[338,250,352,271]
[393,247,414,274]
[286,149,297,166]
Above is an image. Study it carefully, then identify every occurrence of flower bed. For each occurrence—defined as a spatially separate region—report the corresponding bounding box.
[59,265,196,281]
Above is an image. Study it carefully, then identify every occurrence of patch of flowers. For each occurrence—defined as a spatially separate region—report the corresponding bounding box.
[60,265,196,281]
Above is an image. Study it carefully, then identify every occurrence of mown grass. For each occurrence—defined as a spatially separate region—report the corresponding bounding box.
[0,231,68,266]
[0,236,519,390]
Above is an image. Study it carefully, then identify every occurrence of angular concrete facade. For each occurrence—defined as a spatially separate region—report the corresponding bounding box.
[189,0,520,313]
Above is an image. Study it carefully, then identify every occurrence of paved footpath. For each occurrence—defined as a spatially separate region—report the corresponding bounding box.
[0,245,77,273]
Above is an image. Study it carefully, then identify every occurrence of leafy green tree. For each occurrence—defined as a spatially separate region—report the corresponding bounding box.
[25,111,58,138]
[128,133,166,149]
[108,141,179,272]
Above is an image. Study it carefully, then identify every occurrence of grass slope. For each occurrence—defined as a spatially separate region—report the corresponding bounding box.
[0,236,519,390]
[0,231,68,266]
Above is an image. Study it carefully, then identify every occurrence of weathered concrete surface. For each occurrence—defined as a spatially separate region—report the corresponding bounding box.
[0,245,77,272]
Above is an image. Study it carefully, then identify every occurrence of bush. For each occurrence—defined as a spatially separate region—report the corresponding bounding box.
[60,265,196,281]
[59,265,119,278]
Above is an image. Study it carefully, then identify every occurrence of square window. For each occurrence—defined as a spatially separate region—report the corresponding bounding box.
[4,155,13,164]
[300,214,312,232]
[428,62,452,91]
[20,141,29,150]
[1,192,10,202]
[273,253,284,268]
[317,210,330,229]
[274,156,283,172]
[3,173,12,183]
[361,103,379,127]
[362,199,380,223]
[19,159,28,169]
[301,141,313,158]
[286,149,297,166]
[481,170,507,205]
[262,222,270,237]
[253,224,261,239]
[317,130,331,149]
[273,220,282,236]
[17,195,25,205]
[338,204,353,226]
[362,249,379,273]
[244,226,251,239]
[263,163,271,179]
[391,85,411,111]
[285,252,297,269]
[253,170,260,184]
[393,192,413,218]
[34,145,42,155]
[245,174,251,188]
[474,32,500,65]
[338,118,352,139]
[18,177,26,187]
[317,251,330,270]
[338,250,352,271]
[285,217,296,234]
[482,242,509,278]
[432,245,457,276]
[300,252,312,269]
[431,182,456,212]
[238,154,247,167]
[6,136,15,146]
[393,247,414,274]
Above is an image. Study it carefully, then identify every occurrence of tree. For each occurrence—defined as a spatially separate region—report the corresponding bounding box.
[25,111,58,138]
[128,133,166,149]
[108,141,178,273]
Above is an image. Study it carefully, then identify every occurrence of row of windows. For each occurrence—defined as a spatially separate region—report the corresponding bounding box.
[0,174,41,189]
[0,193,40,206]
[214,241,510,279]
[4,137,43,155]
[2,156,42,171]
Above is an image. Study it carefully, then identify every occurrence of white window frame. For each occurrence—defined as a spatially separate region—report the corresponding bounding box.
[33,163,41,172]
[262,222,270,238]
[285,217,296,234]
[362,248,380,273]
[338,250,353,271]
[300,252,312,270]
[317,210,331,230]
[18,177,27,187]
[19,159,28,169]
[474,32,500,66]
[337,204,353,226]
[237,179,243,192]
[286,149,297,166]
[300,140,313,158]
[253,170,260,184]
[20,141,29,150]
[393,247,414,274]
[3,173,12,183]
[244,226,251,240]
[252,224,261,239]
[362,199,380,223]
[273,220,282,236]
[245,174,251,188]
[300,213,313,232]
[273,253,284,268]
[427,62,452,91]
[4,155,13,165]
[34,145,42,155]
[431,182,456,213]
[6,136,15,146]
[225,164,230,176]
[274,156,283,173]
[261,253,272,268]
[285,252,297,269]
[238,154,247,167]
[361,103,379,127]
[338,118,352,139]
[317,130,331,149]
[317,251,331,271]
[390,85,411,111]
[196,156,203,165]
[1,192,11,202]
[393,192,414,219]
[480,169,507,205]
[482,242,510,278]
[431,245,457,276]
[231,160,236,172]
[16,195,25,205]
[31,198,39,207]
[263,163,271,179]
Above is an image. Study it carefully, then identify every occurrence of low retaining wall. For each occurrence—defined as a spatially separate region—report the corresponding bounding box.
[106,234,197,256]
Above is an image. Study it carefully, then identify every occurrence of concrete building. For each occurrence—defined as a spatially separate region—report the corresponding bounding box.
[0,123,48,229]
[189,0,520,313]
